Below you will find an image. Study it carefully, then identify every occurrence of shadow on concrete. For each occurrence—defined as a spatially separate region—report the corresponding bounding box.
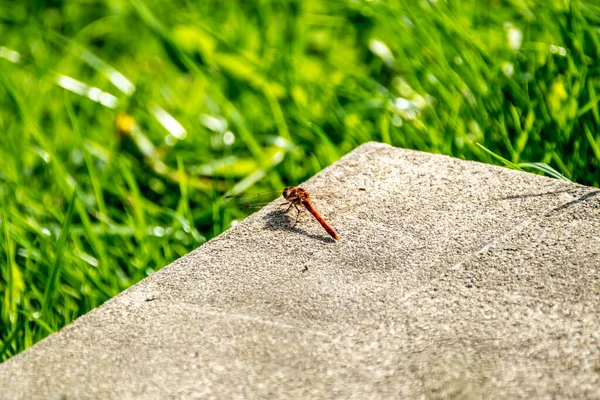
[545,190,600,215]
[496,188,575,201]
[261,210,335,243]
[495,188,599,216]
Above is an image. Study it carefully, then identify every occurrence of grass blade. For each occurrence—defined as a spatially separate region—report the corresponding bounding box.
[518,163,572,182]
[41,192,78,321]
[0,320,24,360]
[476,143,524,171]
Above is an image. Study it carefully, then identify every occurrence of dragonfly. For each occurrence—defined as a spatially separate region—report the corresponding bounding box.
[224,186,340,240]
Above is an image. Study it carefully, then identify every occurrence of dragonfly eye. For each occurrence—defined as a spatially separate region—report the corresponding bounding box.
[283,187,293,200]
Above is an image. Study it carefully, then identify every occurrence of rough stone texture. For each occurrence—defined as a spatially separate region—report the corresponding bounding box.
[1,142,599,399]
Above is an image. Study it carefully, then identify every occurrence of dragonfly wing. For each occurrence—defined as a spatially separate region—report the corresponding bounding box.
[223,191,283,215]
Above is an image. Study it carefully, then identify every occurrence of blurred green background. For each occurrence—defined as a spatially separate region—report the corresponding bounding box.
[1,0,599,361]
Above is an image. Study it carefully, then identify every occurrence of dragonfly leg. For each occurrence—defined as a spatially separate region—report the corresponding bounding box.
[292,204,302,228]
[284,202,294,213]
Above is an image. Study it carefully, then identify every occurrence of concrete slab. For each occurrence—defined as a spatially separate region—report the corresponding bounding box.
[1,142,599,399]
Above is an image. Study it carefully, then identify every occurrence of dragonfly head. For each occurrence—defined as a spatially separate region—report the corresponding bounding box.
[282,187,295,201]
[283,186,309,203]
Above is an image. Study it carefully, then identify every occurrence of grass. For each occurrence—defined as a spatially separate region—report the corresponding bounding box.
[0,0,599,362]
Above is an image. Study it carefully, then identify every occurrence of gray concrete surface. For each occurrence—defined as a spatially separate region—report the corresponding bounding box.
[1,142,599,399]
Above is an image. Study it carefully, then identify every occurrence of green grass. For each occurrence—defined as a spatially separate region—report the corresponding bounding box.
[1,0,599,361]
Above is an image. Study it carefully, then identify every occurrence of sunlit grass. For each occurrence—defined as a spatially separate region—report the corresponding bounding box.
[1,0,599,361]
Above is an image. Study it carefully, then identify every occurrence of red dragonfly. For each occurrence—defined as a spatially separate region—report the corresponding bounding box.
[225,186,340,240]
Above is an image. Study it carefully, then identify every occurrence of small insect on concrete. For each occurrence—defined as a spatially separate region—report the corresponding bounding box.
[225,186,340,240]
